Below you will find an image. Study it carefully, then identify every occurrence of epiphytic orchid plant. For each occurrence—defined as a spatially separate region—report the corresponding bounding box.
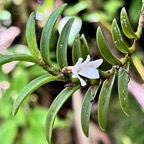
[0,2,144,144]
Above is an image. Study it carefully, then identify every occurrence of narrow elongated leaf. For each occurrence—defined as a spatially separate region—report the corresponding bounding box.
[120,7,138,39]
[72,34,81,64]
[118,62,130,116]
[96,27,121,65]
[98,73,116,130]
[46,85,80,144]
[26,12,42,61]
[50,28,59,51]
[40,4,67,65]
[111,19,130,54]
[56,18,74,69]
[79,34,90,60]
[81,85,99,137]
[0,54,37,65]
[13,74,58,115]
[72,34,90,65]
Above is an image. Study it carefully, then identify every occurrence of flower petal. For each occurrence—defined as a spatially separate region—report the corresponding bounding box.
[72,57,83,73]
[75,57,83,66]
[77,75,86,86]
[79,67,100,79]
[81,55,90,67]
[87,59,103,68]
[72,73,78,78]
[72,72,86,86]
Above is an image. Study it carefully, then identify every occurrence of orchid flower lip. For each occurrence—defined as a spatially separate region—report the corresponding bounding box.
[71,55,103,86]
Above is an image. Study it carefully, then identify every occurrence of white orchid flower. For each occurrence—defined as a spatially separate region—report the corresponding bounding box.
[72,55,103,86]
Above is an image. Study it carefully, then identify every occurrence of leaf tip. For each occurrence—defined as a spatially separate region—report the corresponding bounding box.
[12,108,17,116]
[97,26,101,32]
[122,108,129,116]
[12,101,19,116]
[98,121,106,131]
[112,18,117,24]
[121,7,126,14]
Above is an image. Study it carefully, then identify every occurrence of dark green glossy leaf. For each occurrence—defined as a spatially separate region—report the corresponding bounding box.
[13,74,58,115]
[46,85,80,144]
[56,18,74,69]
[72,34,90,65]
[40,4,67,65]
[0,54,37,65]
[111,19,130,53]
[81,85,99,137]
[79,34,90,60]
[72,34,81,64]
[96,27,121,65]
[118,62,130,116]
[120,7,138,39]
[98,73,116,130]
[50,28,59,51]
[26,12,42,61]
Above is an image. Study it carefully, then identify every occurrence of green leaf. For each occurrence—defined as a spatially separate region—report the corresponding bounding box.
[72,34,81,64]
[26,12,42,61]
[120,7,138,39]
[79,34,90,60]
[0,54,37,65]
[12,74,58,115]
[81,85,99,137]
[40,4,67,65]
[50,28,59,51]
[45,85,80,144]
[72,34,90,65]
[96,27,121,65]
[98,73,116,130]
[111,19,131,53]
[118,62,130,116]
[56,18,74,69]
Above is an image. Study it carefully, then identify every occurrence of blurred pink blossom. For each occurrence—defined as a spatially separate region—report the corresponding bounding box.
[2,62,18,74]
[0,26,20,53]
[128,78,144,107]
[0,81,10,98]
[0,26,20,73]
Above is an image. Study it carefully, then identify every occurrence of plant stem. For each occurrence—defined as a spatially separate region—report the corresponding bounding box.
[135,1,144,37]
[39,60,60,76]
[38,60,70,82]
[139,0,144,26]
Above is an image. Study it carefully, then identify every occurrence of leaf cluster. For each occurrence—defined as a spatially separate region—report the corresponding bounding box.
[0,3,143,144]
